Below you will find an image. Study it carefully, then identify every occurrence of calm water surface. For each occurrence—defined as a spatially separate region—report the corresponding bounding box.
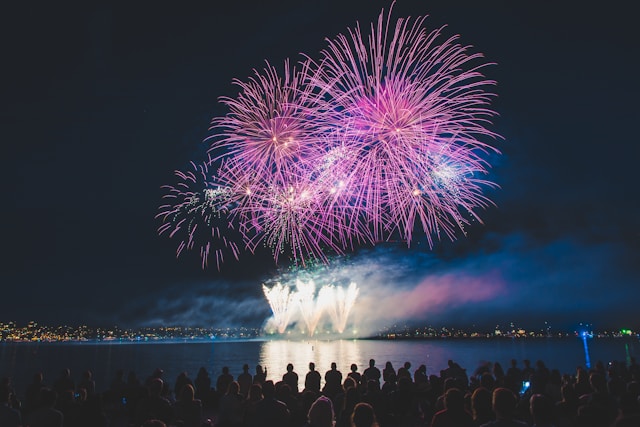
[1,337,638,400]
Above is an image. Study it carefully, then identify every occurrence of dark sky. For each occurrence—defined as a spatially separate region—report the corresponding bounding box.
[2,1,638,332]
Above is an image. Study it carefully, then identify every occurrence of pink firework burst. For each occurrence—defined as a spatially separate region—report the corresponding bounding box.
[158,5,501,268]
[208,60,326,183]
[225,157,357,266]
[313,4,500,245]
[156,161,240,269]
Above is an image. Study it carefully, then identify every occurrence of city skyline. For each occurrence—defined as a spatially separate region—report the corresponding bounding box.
[2,1,639,330]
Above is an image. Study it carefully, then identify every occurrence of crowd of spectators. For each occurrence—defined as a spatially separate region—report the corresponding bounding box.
[1,356,639,426]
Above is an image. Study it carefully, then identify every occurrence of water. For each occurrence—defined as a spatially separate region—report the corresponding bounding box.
[1,337,638,400]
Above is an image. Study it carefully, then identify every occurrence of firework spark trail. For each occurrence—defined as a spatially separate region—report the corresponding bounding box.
[312,4,499,246]
[155,161,240,269]
[158,4,500,268]
[262,283,297,333]
[323,282,360,333]
[295,280,326,337]
[209,60,326,184]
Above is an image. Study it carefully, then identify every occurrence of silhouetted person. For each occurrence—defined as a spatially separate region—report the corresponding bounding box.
[388,376,420,426]
[57,388,80,427]
[531,360,549,394]
[243,383,263,427]
[107,369,126,403]
[283,363,299,394]
[28,388,64,427]
[347,364,362,386]
[25,372,46,415]
[505,359,522,395]
[307,395,335,427]
[362,380,386,426]
[334,377,357,423]
[430,387,473,427]
[397,361,412,381]
[194,367,211,403]
[145,368,171,398]
[217,381,243,427]
[522,360,534,383]
[337,386,360,427]
[216,367,234,396]
[237,364,253,397]
[0,386,21,427]
[135,378,173,426]
[1,377,20,413]
[249,380,289,427]
[471,387,494,426]
[442,360,469,388]
[305,362,321,394]
[555,382,578,426]
[77,369,95,395]
[53,368,75,396]
[480,372,496,392]
[351,402,379,427]
[276,382,302,424]
[529,393,555,427]
[76,392,108,427]
[173,383,202,427]
[576,371,618,426]
[493,362,505,388]
[145,368,164,388]
[414,365,428,389]
[323,363,343,399]
[480,387,527,426]
[124,370,143,419]
[253,365,267,385]
[174,371,193,398]
[382,362,396,385]
[362,360,381,385]
[544,369,562,403]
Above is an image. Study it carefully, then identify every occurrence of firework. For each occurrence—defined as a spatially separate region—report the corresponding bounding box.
[156,161,240,269]
[159,5,500,267]
[262,283,297,333]
[323,282,359,334]
[209,60,326,184]
[313,5,499,245]
[295,280,326,337]
[262,276,360,336]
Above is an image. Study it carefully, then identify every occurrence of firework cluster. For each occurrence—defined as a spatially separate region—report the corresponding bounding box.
[263,280,359,337]
[157,5,500,269]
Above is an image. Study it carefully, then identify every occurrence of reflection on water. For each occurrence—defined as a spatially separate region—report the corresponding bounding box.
[582,335,592,369]
[1,338,637,399]
[260,340,361,385]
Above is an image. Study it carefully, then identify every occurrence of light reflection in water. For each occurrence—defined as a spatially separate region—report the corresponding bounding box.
[260,339,361,386]
[581,333,592,369]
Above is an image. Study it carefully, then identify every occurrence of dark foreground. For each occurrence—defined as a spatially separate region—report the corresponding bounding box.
[2,355,639,427]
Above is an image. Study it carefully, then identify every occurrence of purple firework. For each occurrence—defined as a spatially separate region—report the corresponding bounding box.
[159,5,500,268]
[156,161,240,269]
[208,60,362,265]
[312,5,500,245]
[209,60,326,183]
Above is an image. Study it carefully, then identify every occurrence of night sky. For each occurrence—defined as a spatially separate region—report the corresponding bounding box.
[3,1,638,332]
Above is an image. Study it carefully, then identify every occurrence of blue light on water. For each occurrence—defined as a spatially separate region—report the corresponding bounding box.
[581,333,592,369]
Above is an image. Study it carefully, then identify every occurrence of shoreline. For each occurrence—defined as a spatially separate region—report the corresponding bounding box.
[2,334,639,345]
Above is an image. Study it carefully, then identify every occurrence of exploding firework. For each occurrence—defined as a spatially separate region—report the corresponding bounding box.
[295,280,326,337]
[209,60,326,184]
[262,277,360,336]
[262,283,297,334]
[159,4,500,267]
[313,5,500,245]
[156,161,240,269]
[323,282,359,334]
